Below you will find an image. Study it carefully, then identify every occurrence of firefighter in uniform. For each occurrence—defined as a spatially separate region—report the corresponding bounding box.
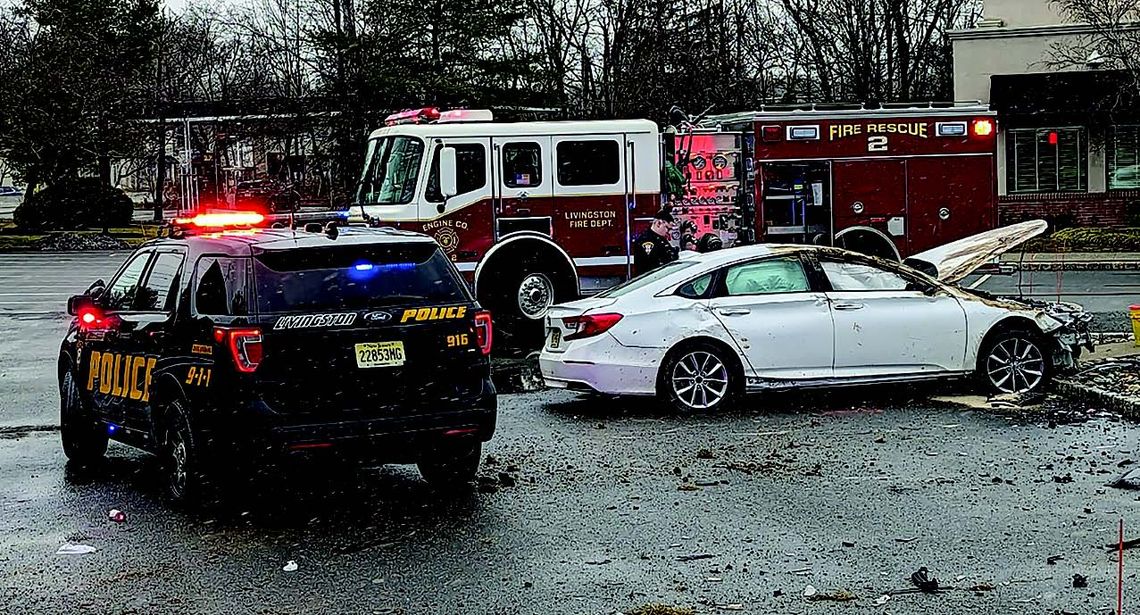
[634,209,679,276]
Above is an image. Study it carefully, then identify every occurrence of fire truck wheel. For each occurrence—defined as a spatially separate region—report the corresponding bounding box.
[486,267,568,347]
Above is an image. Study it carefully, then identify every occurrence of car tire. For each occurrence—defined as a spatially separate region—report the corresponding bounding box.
[977,326,1052,396]
[59,368,108,465]
[418,442,481,490]
[660,341,738,413]
[161,399,212,507]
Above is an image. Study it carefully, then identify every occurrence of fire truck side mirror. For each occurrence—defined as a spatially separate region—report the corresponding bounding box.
[440,146,458,201]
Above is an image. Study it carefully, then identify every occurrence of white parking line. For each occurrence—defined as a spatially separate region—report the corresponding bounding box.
[968,274,992,290]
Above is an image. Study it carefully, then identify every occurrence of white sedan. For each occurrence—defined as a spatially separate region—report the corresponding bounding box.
[540,221,1092,412]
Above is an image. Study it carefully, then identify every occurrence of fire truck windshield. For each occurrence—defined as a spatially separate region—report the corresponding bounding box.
[358,136,425,206]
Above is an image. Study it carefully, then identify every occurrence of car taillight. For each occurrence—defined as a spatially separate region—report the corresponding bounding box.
[474,310,493,355]
[213,326,263,373]
[78,307,103,329]
[563,313,623,341]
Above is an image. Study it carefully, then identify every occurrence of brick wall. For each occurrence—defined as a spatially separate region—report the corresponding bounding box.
[999,191,1140,228]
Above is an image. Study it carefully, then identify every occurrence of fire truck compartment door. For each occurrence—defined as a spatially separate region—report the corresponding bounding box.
[493,137,553,223]
[831,160,907,253]
[904,155,995,255]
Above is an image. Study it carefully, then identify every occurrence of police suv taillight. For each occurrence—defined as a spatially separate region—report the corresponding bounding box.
[474,311,493,355]
[213,326,263,373]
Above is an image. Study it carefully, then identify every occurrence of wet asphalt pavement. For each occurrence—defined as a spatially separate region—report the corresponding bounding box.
[1,251,1139,614]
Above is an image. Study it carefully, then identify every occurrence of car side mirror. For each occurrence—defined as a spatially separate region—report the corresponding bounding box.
[68,294,96,316]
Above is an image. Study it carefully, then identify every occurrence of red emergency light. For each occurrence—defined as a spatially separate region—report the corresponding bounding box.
[384,107,441,126]
[972,118,994,137]
[1047,131,1059,145]
[174,211,266,229]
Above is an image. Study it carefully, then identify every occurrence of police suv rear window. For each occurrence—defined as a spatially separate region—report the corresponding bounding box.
[253,244,468,313]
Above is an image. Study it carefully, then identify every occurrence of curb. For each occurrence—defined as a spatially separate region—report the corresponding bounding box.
[1054,379,1140,418]
[1003,261,1140,271]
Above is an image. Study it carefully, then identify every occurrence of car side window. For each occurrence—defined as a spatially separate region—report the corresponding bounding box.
[677,273,713,299]
[194,257,250,316]
[102,252,152,311]
[136,252,185,312]
[723,257,811,296]
[821,259,910,291]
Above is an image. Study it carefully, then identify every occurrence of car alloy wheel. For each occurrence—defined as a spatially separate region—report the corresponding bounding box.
[671,350,730,410]
[985,336,1046,394]
[168,425,190,500]
[517,272,554,320]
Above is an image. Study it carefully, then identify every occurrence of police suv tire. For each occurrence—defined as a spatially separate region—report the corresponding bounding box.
[418,442,481,490]
[161,399,212,507]
[659,341,738,413]
[60,368,108,464]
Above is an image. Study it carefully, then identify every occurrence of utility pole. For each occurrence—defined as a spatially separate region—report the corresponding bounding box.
[153,11,165,223]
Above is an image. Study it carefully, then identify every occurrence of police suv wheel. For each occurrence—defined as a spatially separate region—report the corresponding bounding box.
[418,442,481,490]
[59,368,108,464]
[162,400,210,506]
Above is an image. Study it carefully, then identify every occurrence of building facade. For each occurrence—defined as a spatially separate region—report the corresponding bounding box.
[951,0,1139,228]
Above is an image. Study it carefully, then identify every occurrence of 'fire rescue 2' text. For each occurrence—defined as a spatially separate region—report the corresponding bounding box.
[829,122,928,140]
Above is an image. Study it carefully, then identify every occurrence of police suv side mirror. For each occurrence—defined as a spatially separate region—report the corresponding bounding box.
[440,146,458,201]
[86,279,105,297]
[68,294,95,316]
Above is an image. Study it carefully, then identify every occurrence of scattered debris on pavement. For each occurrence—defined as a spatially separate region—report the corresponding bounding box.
[675,553,715,562]
[623,604,694,615]
[1072,574,1088,588]
[107,508,125,523]
[801,585,816,598]
[1046,554,1064,565]
[282,560,298,572]
[874,595,890,605]
[55,544,96,555]
[1106,467,1140,490]
[807,589,857,602]
[909,567,940,593]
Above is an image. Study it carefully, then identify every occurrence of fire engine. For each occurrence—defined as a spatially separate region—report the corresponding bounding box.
[354,104,997,341]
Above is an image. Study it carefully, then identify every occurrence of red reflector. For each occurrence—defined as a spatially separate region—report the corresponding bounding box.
[289,442,333,450]
[444,428,479,437]
[214,326,263,373]
[563,313,624,341]
[474,310,493,355]
[972,119,994,137]
[761,125,782,142]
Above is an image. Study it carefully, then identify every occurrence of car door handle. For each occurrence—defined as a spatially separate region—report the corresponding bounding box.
[716,308,751,316]
[833,302,864,311]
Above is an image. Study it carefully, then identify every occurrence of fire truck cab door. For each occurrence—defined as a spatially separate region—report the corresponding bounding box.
[492,137,554,236]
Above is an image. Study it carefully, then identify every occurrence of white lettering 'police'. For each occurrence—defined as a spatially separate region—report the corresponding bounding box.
[274,313,357,330]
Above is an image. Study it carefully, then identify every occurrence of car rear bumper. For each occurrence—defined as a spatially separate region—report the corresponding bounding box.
[539,338,660,395]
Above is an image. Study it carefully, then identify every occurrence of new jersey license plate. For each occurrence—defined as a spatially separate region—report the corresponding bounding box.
[547,328,561,349]
[354,341,406,368]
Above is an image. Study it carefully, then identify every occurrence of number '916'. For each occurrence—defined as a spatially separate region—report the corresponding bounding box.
[446,334,470,348]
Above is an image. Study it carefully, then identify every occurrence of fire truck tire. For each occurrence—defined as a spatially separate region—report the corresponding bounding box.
[481,268,573,347]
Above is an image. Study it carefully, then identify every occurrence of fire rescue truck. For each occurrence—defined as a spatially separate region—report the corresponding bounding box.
[354,104,997,341]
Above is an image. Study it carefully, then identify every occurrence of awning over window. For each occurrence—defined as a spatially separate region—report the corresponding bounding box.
[990,71,1140,127]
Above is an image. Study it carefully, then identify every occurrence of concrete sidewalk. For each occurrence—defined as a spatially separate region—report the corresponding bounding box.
[1000,251,1140,270]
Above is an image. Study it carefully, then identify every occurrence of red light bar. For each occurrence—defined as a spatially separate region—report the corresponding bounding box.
[384,107,441,126]
[175,212,266,228]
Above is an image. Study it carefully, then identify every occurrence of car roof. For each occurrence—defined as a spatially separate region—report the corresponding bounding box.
[140,226,437,256]
[680,243,813,268]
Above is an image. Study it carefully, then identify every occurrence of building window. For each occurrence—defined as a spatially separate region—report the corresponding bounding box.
[1006,127,1087,193]
[1109,125,1140,189]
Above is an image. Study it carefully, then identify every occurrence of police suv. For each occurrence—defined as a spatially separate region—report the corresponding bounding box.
[58,213,496,505]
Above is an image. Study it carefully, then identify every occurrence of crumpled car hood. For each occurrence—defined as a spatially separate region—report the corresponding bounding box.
[903,220,1048,284]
